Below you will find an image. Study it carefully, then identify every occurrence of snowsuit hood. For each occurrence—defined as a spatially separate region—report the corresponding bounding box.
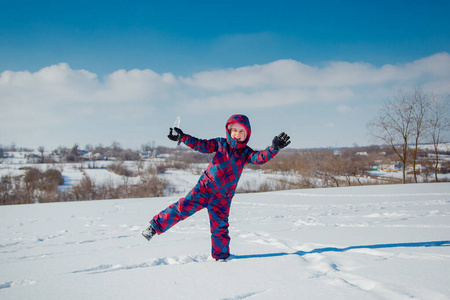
[225,114,251,148]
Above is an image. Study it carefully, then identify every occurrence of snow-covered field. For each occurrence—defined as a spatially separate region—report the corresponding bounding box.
[1,183,449,299]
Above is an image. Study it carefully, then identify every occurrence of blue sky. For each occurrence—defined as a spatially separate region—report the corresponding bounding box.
[1,0,450,150]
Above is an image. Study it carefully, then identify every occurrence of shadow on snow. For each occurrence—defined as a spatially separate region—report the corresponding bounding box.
[231,240,450,260]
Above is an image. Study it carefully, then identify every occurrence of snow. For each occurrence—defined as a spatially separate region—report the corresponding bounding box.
[416,143,450,152]
[1,183,449,299]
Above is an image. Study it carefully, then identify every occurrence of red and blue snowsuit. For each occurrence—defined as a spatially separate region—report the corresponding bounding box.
[150,114,279,260]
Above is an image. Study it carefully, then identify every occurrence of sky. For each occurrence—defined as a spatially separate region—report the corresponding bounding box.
[1,0,450,151]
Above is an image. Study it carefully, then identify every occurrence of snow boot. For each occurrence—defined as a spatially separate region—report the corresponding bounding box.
[141,224,157,241]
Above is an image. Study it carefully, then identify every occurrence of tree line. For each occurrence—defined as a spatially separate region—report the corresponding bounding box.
[1,142,449,205]
[1,87,449,205]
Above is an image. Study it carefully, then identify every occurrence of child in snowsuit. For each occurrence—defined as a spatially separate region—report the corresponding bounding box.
[142,114,290,260]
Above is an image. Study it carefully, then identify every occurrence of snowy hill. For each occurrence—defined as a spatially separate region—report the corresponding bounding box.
[1,183,449,299]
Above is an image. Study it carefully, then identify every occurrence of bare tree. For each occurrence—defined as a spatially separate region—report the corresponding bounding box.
[368,90,416,183]
[426,94,450,182]
[38,146,45,163]
[110,141,122,158]
[410,88,429,183]
[141,141,156,151]
[368,88,450,183]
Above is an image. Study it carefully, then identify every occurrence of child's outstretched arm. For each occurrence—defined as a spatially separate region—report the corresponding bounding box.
[167,127,218,153]
[248,132,291,165]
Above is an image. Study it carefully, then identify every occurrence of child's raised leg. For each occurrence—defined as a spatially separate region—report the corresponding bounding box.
[151,181,211,234]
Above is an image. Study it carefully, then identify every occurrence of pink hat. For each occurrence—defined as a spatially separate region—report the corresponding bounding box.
[228,123,247,140]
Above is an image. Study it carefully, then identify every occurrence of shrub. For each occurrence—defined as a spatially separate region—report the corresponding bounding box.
[72,175,96,201]
[44,169,64,185]
[109,162,134,177]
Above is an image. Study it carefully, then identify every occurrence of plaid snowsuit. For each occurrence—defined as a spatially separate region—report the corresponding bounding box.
[150,114,278,260]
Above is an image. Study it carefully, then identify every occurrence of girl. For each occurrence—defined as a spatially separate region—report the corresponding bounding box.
[142,114,290,261]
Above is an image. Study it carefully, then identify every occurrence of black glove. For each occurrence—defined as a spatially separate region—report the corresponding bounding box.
[168,127,184,145]
[272,132,291,150]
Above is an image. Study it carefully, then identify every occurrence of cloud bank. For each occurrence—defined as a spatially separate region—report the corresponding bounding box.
[1,52,449,149]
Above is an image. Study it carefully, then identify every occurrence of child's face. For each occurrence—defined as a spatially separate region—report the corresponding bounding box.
[230,127,246,141]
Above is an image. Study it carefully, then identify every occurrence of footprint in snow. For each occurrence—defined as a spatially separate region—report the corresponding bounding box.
[0,280,36,290]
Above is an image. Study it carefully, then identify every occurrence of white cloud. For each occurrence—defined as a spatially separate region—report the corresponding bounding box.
[180,52,450,91]
[1,53,449,149]
[97,69,177,103]
[0,64,179,130]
